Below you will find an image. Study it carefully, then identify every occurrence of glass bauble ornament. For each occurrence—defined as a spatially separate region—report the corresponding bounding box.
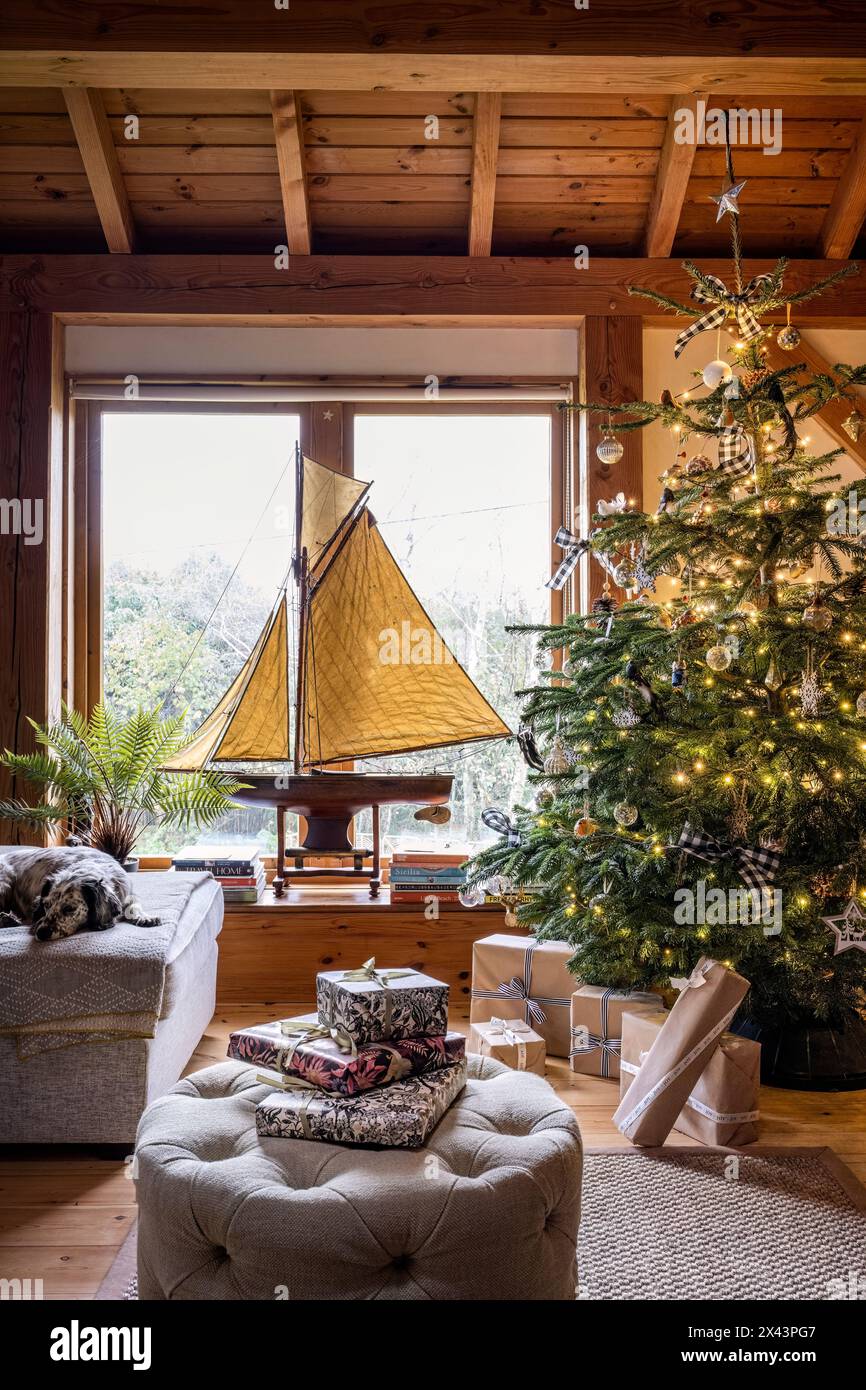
[613,560,636,588]
[544,738,571,775]
[705,643,733,671]
[802,598,833,632]
[487,874,514,897]
[686,453,713,475]
[596,431,624,466]
[776,324,801,350]
[458,886,485,908]
[613,801,639,827]
[702,359,733,390]
[574,817,598,838]
[536,788,555,809]
[856,691,866,718]
[736,600,759,618]
[588,893,607,911]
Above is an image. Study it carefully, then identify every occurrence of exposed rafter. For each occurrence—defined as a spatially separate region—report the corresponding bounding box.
[764,331,866,472]
[62,89,135,253]
[818,116,866,259]
[271,90,312,255]
[468,93,501,257]
[3,54,866,94]
[642,92,704,258]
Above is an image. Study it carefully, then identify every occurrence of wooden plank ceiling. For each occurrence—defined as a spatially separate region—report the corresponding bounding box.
[1,87,865,259]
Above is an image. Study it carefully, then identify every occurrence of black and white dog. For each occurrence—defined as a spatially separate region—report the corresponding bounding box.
[0,847,161,941]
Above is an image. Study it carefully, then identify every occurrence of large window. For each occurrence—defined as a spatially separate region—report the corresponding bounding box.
[97,396,561,860]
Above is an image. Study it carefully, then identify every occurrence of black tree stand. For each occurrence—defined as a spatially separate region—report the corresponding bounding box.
[731,1010,866,1090]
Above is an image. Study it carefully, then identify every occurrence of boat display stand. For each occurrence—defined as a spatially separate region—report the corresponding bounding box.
[273,803,381,899]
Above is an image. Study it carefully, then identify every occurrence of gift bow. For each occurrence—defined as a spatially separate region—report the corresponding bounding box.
[488,1015,531,1069]
[546,526,589,591]
[339,958,414,987]
[498,975,546,1026]
[716,418,755,477]
[677,823,782,894]
[670,959,716,993]
[256,1069,330,1141]
[674,273,774,359]
[279,1017,358,1058]
[482,807,520,847]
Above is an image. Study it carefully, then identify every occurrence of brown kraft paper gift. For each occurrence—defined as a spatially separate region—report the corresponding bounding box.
[611,957,750,1146]
[569,986,659,1079]
[468,1017,547,1075]
[619,1008,760,1145]
[470,934,574,1057]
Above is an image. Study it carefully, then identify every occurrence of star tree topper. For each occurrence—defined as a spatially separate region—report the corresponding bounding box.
[821,899,866,955]
[710,179,747,222]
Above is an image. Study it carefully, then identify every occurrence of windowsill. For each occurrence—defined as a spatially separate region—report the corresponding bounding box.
[222,885,501,912]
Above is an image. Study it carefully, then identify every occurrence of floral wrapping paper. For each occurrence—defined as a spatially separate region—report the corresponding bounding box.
[316,967,448,1045]
[255,1059,467,1148]
[228,1013,465,1096]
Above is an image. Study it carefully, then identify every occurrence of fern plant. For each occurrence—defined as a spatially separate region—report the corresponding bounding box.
[0,704,247,864]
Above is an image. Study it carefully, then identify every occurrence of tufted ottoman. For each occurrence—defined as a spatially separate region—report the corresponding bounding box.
[135,1055,582,1300]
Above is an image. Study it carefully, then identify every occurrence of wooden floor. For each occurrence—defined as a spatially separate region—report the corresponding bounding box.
[1,1002,865,1300]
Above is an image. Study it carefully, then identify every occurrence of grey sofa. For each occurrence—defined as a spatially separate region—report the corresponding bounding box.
[0,865,223,1144]
[135,1055,583,1300]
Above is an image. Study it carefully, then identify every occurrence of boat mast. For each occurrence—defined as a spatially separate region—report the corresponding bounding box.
[293,441,308,772]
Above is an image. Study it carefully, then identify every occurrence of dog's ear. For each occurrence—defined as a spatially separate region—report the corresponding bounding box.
[81,880,122,929]
[31,876,54,923]
[40,876,55,897]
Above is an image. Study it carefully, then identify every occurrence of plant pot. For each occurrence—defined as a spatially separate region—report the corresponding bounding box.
[122,857,139,874]
[730,1009,866,1090]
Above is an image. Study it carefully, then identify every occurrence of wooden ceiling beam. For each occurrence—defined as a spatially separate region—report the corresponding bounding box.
[642,92,705,258]
[270,90,311,255]
[764,332,866,472]
[818,117,866,259]
[2,54,865,94]
[62,89,135,254]
[468,93,500,257]
[1,255,863,322]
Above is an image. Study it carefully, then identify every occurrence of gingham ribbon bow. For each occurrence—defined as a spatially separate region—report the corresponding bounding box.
[546,527,589,591]
[717,419,755,477]
[674,273,774,359]
[482,807,520,847]
[677,823,782,894]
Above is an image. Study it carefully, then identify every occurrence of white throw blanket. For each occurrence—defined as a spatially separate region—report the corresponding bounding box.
[0,872,211,1056]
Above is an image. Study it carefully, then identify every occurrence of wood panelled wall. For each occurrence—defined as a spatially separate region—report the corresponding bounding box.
[0,310,64,842]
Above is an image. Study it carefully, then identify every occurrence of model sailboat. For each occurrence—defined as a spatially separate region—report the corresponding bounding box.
[165,447,511,895]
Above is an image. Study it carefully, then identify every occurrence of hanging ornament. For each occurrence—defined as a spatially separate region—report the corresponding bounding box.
[728,784,751,843]
[777,304,800,351]
[856,691,866,718]
[686,452,713,476]
[672,607,697,630]
[613,801,639,827]
[842,409,864,443]
[724,376,741,400]
[802,591,833,632]
[613,558,637,589]
[800,649,824,718]
[671,659,687,688]
[632,541,657,593]
[574,816,598,838]
[596,492,627,517]
[764,656,783,692]
[801,772,822,794]
[544,737,571,776]
[705,643,733,671]
[536,788,554,809]
[657,485,677,516]
[458,885,486,908]
[710,179,747,221]
[612,705,641,728]
[822,900,866,955]
[596,430,624,466]
[702,359,733,390]
[736,599,759,619]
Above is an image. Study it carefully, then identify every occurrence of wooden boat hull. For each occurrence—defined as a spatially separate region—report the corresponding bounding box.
[233,771,453,817]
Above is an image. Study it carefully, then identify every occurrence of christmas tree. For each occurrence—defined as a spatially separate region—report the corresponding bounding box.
[468,150,866,1064]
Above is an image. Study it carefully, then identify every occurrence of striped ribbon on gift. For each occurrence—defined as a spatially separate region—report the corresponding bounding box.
[471,941,571,1032]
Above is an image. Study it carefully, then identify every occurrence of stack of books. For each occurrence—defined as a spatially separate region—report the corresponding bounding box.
[388,851,467,903]
[172,845,266,903]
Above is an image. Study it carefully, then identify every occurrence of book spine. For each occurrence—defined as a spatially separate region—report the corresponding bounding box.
[174,861,259,875]
[391,891,461,903]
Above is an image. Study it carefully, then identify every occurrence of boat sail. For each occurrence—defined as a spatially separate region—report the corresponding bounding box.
[165,448,511,895]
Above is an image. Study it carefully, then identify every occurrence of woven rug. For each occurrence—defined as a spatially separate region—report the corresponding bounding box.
[99,1146,866,1301]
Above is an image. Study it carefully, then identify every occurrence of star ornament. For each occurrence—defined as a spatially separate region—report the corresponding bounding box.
[710,179,747,222]
[822,898,866,955]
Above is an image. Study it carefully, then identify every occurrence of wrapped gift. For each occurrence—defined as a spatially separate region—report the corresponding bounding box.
[255,1060,467,1148]
[470,934,575,1057]
[569,986,659,1079]
[611,957,751,1146]
[229,1013,465,1097]
[316,958,448,1045]
[468,1016,546,1075]
[619,1008,760,1146]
